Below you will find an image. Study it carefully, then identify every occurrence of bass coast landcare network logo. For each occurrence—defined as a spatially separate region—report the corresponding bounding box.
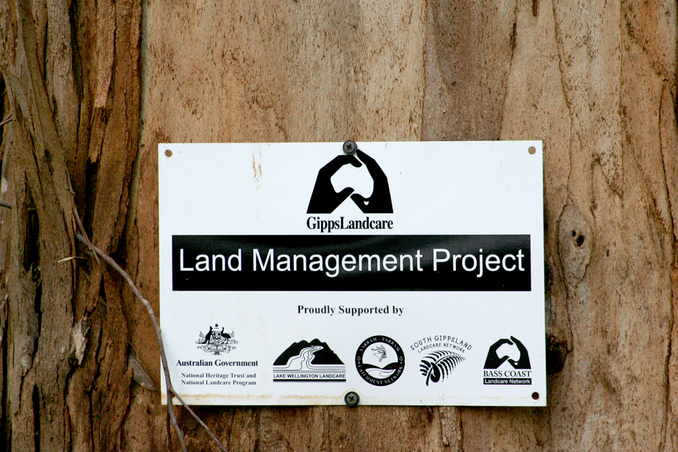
[196,324,238,356]
[306,142,394,233]
[483,336,532,385]
[355,335,404,386]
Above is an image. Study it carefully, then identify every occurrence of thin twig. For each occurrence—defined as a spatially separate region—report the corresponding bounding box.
[0,201,11,209]
[0,115,13,128]
[57,256,88,263]
[75,234,187,452]
[76,234,229,452]
[68,169,99,264]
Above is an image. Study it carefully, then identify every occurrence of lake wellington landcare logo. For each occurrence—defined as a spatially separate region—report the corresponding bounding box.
[273,338,346,382]
[306,143,394,233]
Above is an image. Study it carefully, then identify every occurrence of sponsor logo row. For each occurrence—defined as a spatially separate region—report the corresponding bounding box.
[184,324,532,388]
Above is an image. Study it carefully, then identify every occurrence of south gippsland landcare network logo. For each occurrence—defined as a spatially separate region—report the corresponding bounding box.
[410,334,472,386]
[483,336,532,385]
[195,324,238,355]
[306,141,394,233]
[355,335,405,386]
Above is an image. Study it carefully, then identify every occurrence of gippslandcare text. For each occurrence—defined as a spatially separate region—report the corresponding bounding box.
[171,235,532,291]
[306,216,393,233]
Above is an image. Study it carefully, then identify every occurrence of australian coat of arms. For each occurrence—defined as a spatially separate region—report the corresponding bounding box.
[196,324,238,355]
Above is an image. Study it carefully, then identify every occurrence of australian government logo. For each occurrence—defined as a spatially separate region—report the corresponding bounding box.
[355,335,404,386]
[306,143,393,233]
[411,334,471,386]
[483,336,532,385]
[196,324,238,355]
[273,339,346,382]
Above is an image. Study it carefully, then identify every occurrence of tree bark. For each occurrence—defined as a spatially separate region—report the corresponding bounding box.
[1,0,677,451]
[1,0,143,450]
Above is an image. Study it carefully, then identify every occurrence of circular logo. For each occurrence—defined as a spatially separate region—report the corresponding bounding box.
[355,335,405,386]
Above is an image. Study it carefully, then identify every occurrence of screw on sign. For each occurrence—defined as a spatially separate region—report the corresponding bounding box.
[342,140,357,155]
[344,391,360,407]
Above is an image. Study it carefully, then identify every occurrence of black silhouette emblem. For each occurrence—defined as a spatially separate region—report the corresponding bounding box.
[307,148,393,214]
[355,335,404,386]
[196,324,238,355]
[273,338,346,382]
[484,336,531,370]
[420,350,465,386]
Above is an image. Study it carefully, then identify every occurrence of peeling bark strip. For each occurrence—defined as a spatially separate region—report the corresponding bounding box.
[2,0,678,450]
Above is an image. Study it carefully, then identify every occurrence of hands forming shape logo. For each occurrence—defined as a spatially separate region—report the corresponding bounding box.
[307,149,393,214]
[483,336,531,370]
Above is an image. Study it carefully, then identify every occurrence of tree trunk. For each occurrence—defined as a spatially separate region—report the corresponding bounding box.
[1,0,677,451]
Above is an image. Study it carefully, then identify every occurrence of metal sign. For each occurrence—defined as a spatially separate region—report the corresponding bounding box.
[158,141,546,406]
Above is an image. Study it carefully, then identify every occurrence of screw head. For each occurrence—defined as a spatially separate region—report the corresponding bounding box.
[344,391,359,407]
[342,140,358,156]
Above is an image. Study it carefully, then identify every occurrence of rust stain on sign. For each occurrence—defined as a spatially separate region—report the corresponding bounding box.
[252,148,263,188]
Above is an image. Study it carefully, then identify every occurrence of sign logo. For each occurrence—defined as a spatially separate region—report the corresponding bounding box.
[355,335,404,386]
[273,339,346,382]
[196,324,238,355]
[307,149,393,214]
[410,334,472,386]
[420,351,465,386]
[483,336,532,385]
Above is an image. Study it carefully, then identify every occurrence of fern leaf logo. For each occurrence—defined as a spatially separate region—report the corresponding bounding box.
[419,350,465,386]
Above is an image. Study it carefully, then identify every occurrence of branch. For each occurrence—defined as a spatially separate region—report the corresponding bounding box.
[0,115,13,128]
[75,234,228,452]
[67,170,99,264]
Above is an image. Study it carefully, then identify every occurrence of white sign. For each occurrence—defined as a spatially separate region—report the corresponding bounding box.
[158,141,545,406]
